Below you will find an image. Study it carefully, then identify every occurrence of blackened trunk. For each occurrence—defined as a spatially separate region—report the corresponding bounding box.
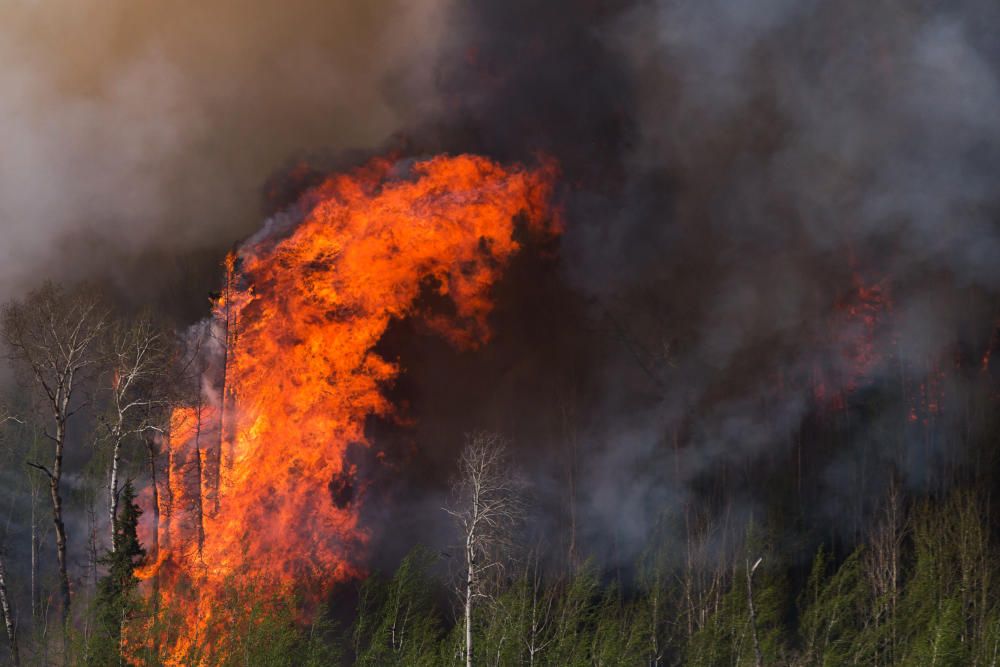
[146,435,160,564]
[193,405,206,560]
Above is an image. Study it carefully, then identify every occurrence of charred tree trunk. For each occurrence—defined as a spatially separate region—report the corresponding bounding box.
[222,253,239,480]
[163,431,174,555]
[211,371,226,518]
[215,255,236,514]
[146,434,160,564]
[193,403,206,560]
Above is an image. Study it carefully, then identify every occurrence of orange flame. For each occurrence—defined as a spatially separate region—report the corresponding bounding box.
[138,154,559,662]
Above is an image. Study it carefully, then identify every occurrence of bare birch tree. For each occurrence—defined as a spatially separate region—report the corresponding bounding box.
[865,478,906,662]
[138,329,190,572]
[0,549,17,666]
[444,432,525,667]
[521,550,557,667]
[0,405,21,665]
[100,313,169,552]
[2,282,108,633]
[746,556,764,667]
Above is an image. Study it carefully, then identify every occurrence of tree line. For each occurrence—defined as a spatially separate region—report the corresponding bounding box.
[1,280,1000,666]
[83,441,1000,667]
[0,281,209,665]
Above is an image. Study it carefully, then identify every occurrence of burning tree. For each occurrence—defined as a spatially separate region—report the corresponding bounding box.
[444,432,525,667]
[139,153,557,663]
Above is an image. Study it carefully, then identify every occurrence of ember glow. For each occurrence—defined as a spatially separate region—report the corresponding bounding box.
[138,154,559,662]
[811,274,948,426]
[812,275,893,409]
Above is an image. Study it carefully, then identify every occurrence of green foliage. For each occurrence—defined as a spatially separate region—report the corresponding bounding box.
[631,535,681,665]
[544,561,601,665]
[353,546,442,666]
[798,546,869,665]
[588,584,647,665]
[212,600,338,667]
[903,597,967,667]
[686,532,788,667]
[85,480,146,666]
[30,459,1000,667]
[176,578,340,667]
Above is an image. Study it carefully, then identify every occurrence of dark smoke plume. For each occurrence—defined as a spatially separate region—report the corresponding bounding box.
[5,0,1000,570]
[361,0,1000,565]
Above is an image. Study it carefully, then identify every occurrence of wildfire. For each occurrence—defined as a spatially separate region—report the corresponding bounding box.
[811,273,948,426]
[813,275,892,409]
[138,154,559,663]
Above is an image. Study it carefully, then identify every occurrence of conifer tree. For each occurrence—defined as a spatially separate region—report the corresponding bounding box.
[89,479,145,666]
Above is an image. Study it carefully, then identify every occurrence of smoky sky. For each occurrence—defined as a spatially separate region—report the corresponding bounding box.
[5,0,1000,569]
[0,0,451,307]
[370,0,1000,562]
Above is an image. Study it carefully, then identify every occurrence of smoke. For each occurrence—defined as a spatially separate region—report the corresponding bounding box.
[0,0,450,310]
[6,0,1000,575]
[354,0,1000,564]
[582,0,1000,552]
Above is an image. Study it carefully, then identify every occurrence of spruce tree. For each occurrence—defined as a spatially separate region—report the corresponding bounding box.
[90,479,145,666]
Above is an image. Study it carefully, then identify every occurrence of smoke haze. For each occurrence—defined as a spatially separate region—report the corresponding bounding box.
[0,0,449,308]
[4,0,1000,572]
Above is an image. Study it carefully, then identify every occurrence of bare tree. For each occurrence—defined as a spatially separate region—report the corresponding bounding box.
[100,313,169,552]
[444,432,525,667]
[144,430,163,566]
[0,405,23,426]
[746,556,764,667]
[170,325,215,562]
[521,550,557,667]
[27,428,49,630]
[213,251,240,512]
[187,356,208,561]
[2,282,109,633]
[865,478,906,662]
[0,405,21,665]
[138,330,189,572]
[0,548,17,666]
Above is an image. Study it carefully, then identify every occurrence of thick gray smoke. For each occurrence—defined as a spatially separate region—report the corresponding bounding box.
[0,0,449,308]
[362,0,1000,564]
[5,0,1000,573]
[573,0,1000,554]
